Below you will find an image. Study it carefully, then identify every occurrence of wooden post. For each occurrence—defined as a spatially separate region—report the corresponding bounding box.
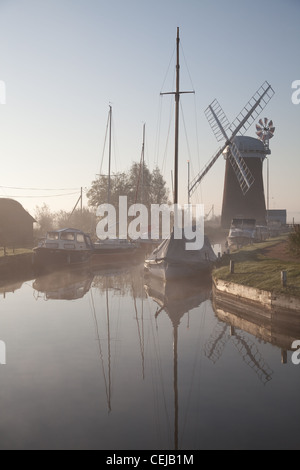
[281,270,287,287]
[281,349,287,365]
[230,260,235,274]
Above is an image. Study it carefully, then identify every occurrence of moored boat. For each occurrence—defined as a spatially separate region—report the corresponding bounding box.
[227,218,256,248]
[33,228,94,271]
[91,238,140,264]
[144,229,217,281]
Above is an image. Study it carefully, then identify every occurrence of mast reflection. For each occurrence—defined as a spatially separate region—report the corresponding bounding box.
[145,273,212,450]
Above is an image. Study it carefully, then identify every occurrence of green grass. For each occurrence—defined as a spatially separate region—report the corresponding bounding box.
[213,235,300,297]
[0,247,33,258]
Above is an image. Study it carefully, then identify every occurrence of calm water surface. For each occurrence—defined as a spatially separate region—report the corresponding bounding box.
[0,262,299,450]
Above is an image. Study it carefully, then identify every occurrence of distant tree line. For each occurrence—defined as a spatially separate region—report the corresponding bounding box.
[34,162,169,240]
[34,204,97,240]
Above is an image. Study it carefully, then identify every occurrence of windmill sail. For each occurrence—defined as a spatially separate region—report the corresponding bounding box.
[204,99,231,142]
[228,141,255,195]
[229,81,275,137]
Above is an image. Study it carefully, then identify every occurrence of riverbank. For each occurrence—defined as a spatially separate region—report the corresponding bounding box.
[0,251,34,282]
[213,234,300,311]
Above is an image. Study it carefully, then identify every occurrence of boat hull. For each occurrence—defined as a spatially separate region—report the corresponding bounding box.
[144,259,213,281]
[227,235,255,247]
[33,247,92,271]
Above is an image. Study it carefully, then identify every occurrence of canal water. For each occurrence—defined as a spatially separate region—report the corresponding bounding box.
[0,261,299,450]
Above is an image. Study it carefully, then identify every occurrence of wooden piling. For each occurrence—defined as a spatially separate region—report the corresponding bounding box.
[281,270,287,287]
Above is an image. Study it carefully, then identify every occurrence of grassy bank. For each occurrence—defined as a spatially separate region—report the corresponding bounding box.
[0,247,33,258]
[213,235,300,298]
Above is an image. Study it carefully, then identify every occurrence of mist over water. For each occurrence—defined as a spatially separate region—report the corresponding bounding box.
[0,262,299,450]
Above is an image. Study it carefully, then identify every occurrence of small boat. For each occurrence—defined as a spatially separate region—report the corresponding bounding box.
[254,225,269,242]
[144,229,217,281]
[135,228,162,250]
[93,238,137,254]
[92,238,139,264]
[33,228,94,271]
[227,218,256,248]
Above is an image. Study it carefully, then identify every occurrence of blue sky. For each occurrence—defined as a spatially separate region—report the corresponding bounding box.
[0,0,299,221]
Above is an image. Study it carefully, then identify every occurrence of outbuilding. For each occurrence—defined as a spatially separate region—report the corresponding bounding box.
[0,198,36,247]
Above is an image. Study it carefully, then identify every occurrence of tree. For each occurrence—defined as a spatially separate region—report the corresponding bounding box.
[128,161,152,207]
[34,204,54,237]
[149,166,169,205]
[86,162,169,210]
[86,172,130,209]
[57,208,97,236]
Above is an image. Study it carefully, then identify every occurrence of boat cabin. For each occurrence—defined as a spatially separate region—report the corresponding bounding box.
[41,228,93,251]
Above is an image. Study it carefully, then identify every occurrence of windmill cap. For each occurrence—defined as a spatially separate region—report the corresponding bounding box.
[223,135,270,157]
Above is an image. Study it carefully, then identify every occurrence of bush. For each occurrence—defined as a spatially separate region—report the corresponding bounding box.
[288,225,300,257]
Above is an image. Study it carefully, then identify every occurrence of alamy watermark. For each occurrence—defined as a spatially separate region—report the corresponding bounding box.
[291,80,300,105]
[291,340,300,365]
[0,340,6,365]
[96,197,205,250]
[0,80,6,105]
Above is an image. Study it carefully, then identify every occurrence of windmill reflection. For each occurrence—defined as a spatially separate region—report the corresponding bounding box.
[210,285,300,379]
[144,273,212,450]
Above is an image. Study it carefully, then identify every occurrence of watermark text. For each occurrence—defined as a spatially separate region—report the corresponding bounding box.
[291,80,300,105]
[0,80,6,105]
[291,340,300,365]
[96,197,204,250]
[0,340,6,365]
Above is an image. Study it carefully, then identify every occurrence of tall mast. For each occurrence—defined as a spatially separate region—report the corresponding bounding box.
[161,28,194,205]
[174,27,180,205]
[187,160,190,205]
[107,104,112,204]
[141,123,145,205]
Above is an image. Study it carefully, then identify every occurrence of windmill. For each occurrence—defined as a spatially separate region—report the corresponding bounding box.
[189,81,275,227]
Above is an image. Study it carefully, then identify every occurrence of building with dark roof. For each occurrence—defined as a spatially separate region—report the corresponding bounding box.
[267,210,287,226]
[0,198,36,246]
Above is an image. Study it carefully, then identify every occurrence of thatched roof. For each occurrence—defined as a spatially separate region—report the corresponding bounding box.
[0,198,36,223]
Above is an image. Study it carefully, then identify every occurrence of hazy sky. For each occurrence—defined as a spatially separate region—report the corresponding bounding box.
[0,0,299,220]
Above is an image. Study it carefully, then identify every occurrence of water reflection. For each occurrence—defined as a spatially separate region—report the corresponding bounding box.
[0,263,299,449]
[144,274,212,450]
[33,269,94,300]
[212,285,300,367]
[204,316,274,385]
[0,281,24,298]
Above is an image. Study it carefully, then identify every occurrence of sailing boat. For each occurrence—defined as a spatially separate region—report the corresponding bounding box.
[144,28,217,280]
[93,105,137,261]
